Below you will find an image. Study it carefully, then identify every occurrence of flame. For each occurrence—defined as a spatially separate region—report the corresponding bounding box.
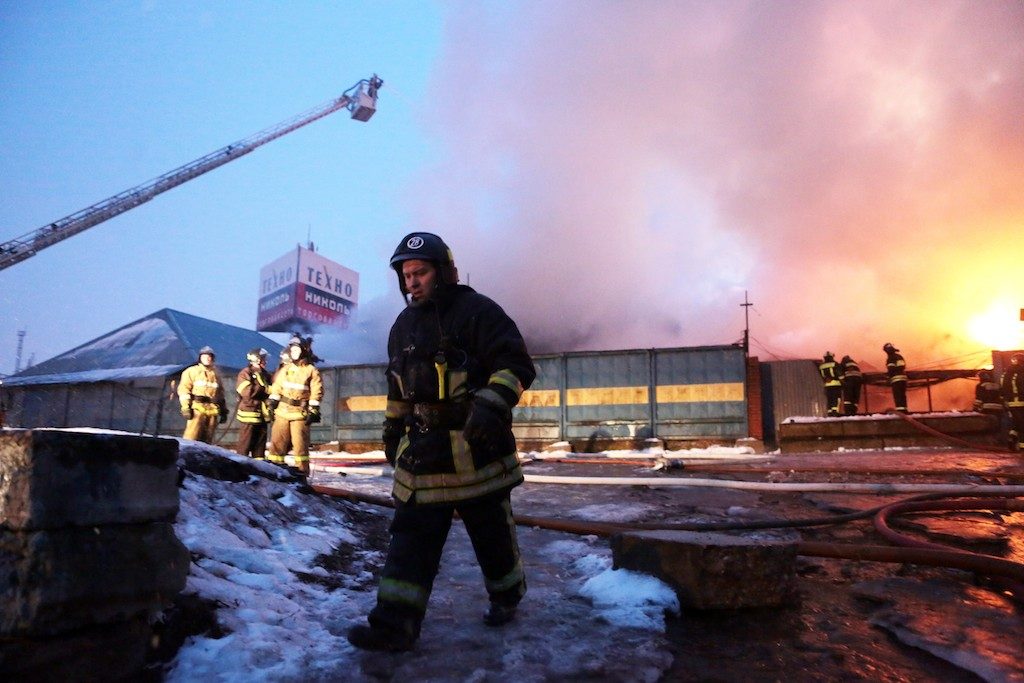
[966,300,1024,351]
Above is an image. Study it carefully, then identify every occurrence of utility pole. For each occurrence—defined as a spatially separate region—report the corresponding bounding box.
[740,291,752,354]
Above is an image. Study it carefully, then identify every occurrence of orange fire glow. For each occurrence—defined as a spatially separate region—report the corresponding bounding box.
[966,300,1024,351]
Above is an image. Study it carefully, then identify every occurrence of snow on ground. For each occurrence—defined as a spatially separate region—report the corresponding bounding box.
[163,441,683,681]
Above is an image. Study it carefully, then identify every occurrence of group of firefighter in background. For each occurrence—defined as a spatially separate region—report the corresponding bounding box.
[818,342,907,416]
[976,353,1024,451]
[175,334,323,476]
[819,344,1024,451]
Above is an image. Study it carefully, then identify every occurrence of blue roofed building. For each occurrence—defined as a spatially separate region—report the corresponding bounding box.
[1,309,282,437]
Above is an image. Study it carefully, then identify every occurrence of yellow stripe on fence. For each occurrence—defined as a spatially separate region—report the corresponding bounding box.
[338,383,743,412]
[339,395,387,412]
[519,389,560,407]
[656,383,745,403]
[566,386,649,406]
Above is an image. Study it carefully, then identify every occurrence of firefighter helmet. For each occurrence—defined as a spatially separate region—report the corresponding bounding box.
[246,348,267,364]
[978,369,993,381]
[198,345,215,360]
[823,351,834,360]
[883,342,897,353]
[389,232,458,294]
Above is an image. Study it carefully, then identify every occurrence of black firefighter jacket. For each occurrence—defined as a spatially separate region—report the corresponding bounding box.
[385,284,536,505]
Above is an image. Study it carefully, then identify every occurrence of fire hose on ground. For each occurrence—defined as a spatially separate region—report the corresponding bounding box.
[311,482,1024,599]
[887,409,1016,454]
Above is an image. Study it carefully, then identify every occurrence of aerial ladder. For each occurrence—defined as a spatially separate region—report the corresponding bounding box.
[0,74,383,272]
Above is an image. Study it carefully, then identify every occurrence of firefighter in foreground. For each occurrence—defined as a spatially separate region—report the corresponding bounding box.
[348,232,536,652]
[1001,353,1024,451]
[267,336,323,475]
[235,348,273,459]
[818,352,843,417]
[178,345,227,443]
[883,342,908,413]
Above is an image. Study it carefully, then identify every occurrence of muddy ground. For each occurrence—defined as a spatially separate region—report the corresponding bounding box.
[329,447,1024,682]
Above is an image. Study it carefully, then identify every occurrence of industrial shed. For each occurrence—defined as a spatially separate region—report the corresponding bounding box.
[1,308,281,437]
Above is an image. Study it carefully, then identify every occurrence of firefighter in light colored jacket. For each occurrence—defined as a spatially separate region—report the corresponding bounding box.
[178,345,226,443]
[235,348,273,458]
[267,336,323,474]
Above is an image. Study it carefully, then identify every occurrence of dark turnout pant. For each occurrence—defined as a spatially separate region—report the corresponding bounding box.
[891,380,908,412]
[236,421,268,458]
[369,490,525,638]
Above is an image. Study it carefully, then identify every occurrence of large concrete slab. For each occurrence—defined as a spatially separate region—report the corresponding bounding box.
[611,528,800,609]
[0,429,180,530]
[778,413,999,453]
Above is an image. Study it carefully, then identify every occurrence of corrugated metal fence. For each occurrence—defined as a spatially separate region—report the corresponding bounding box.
[329,345,749,449]
[3,345,752,450]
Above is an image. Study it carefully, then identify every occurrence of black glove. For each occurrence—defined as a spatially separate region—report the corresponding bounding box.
[463,388,511,448]
[218,410,228,424]
[180,406,194,420]
[306,405,321,424]
[268,397,280,411]
[382,418,403,466]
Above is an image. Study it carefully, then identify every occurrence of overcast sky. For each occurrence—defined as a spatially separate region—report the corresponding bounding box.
[2,1,1022,375]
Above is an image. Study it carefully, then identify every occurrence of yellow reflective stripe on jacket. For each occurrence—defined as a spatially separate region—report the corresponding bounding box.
[178,364,225,403]
[237,409,264,423]
[488,369,523,399]
[887,359,907,383]
[450,430,474,473]
[192,403,220,416]
[392,453,524,505]
[818,361,841,386]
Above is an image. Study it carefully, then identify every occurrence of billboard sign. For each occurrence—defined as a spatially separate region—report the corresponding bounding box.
[256,246,359,333]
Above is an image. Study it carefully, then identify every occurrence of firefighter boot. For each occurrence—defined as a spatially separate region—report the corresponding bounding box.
[347,623,415,652]
[483,602,517,627]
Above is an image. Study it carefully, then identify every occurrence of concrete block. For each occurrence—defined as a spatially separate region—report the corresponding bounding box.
[0,614,150,681]
[611,529,799,609]
[0,429,180,530]
[0,522,190,636]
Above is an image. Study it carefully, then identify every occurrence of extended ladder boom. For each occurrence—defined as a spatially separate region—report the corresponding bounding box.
[0,75,382,272]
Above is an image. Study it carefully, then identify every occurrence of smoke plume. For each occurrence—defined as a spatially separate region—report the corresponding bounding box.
[404,0,1024,373]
